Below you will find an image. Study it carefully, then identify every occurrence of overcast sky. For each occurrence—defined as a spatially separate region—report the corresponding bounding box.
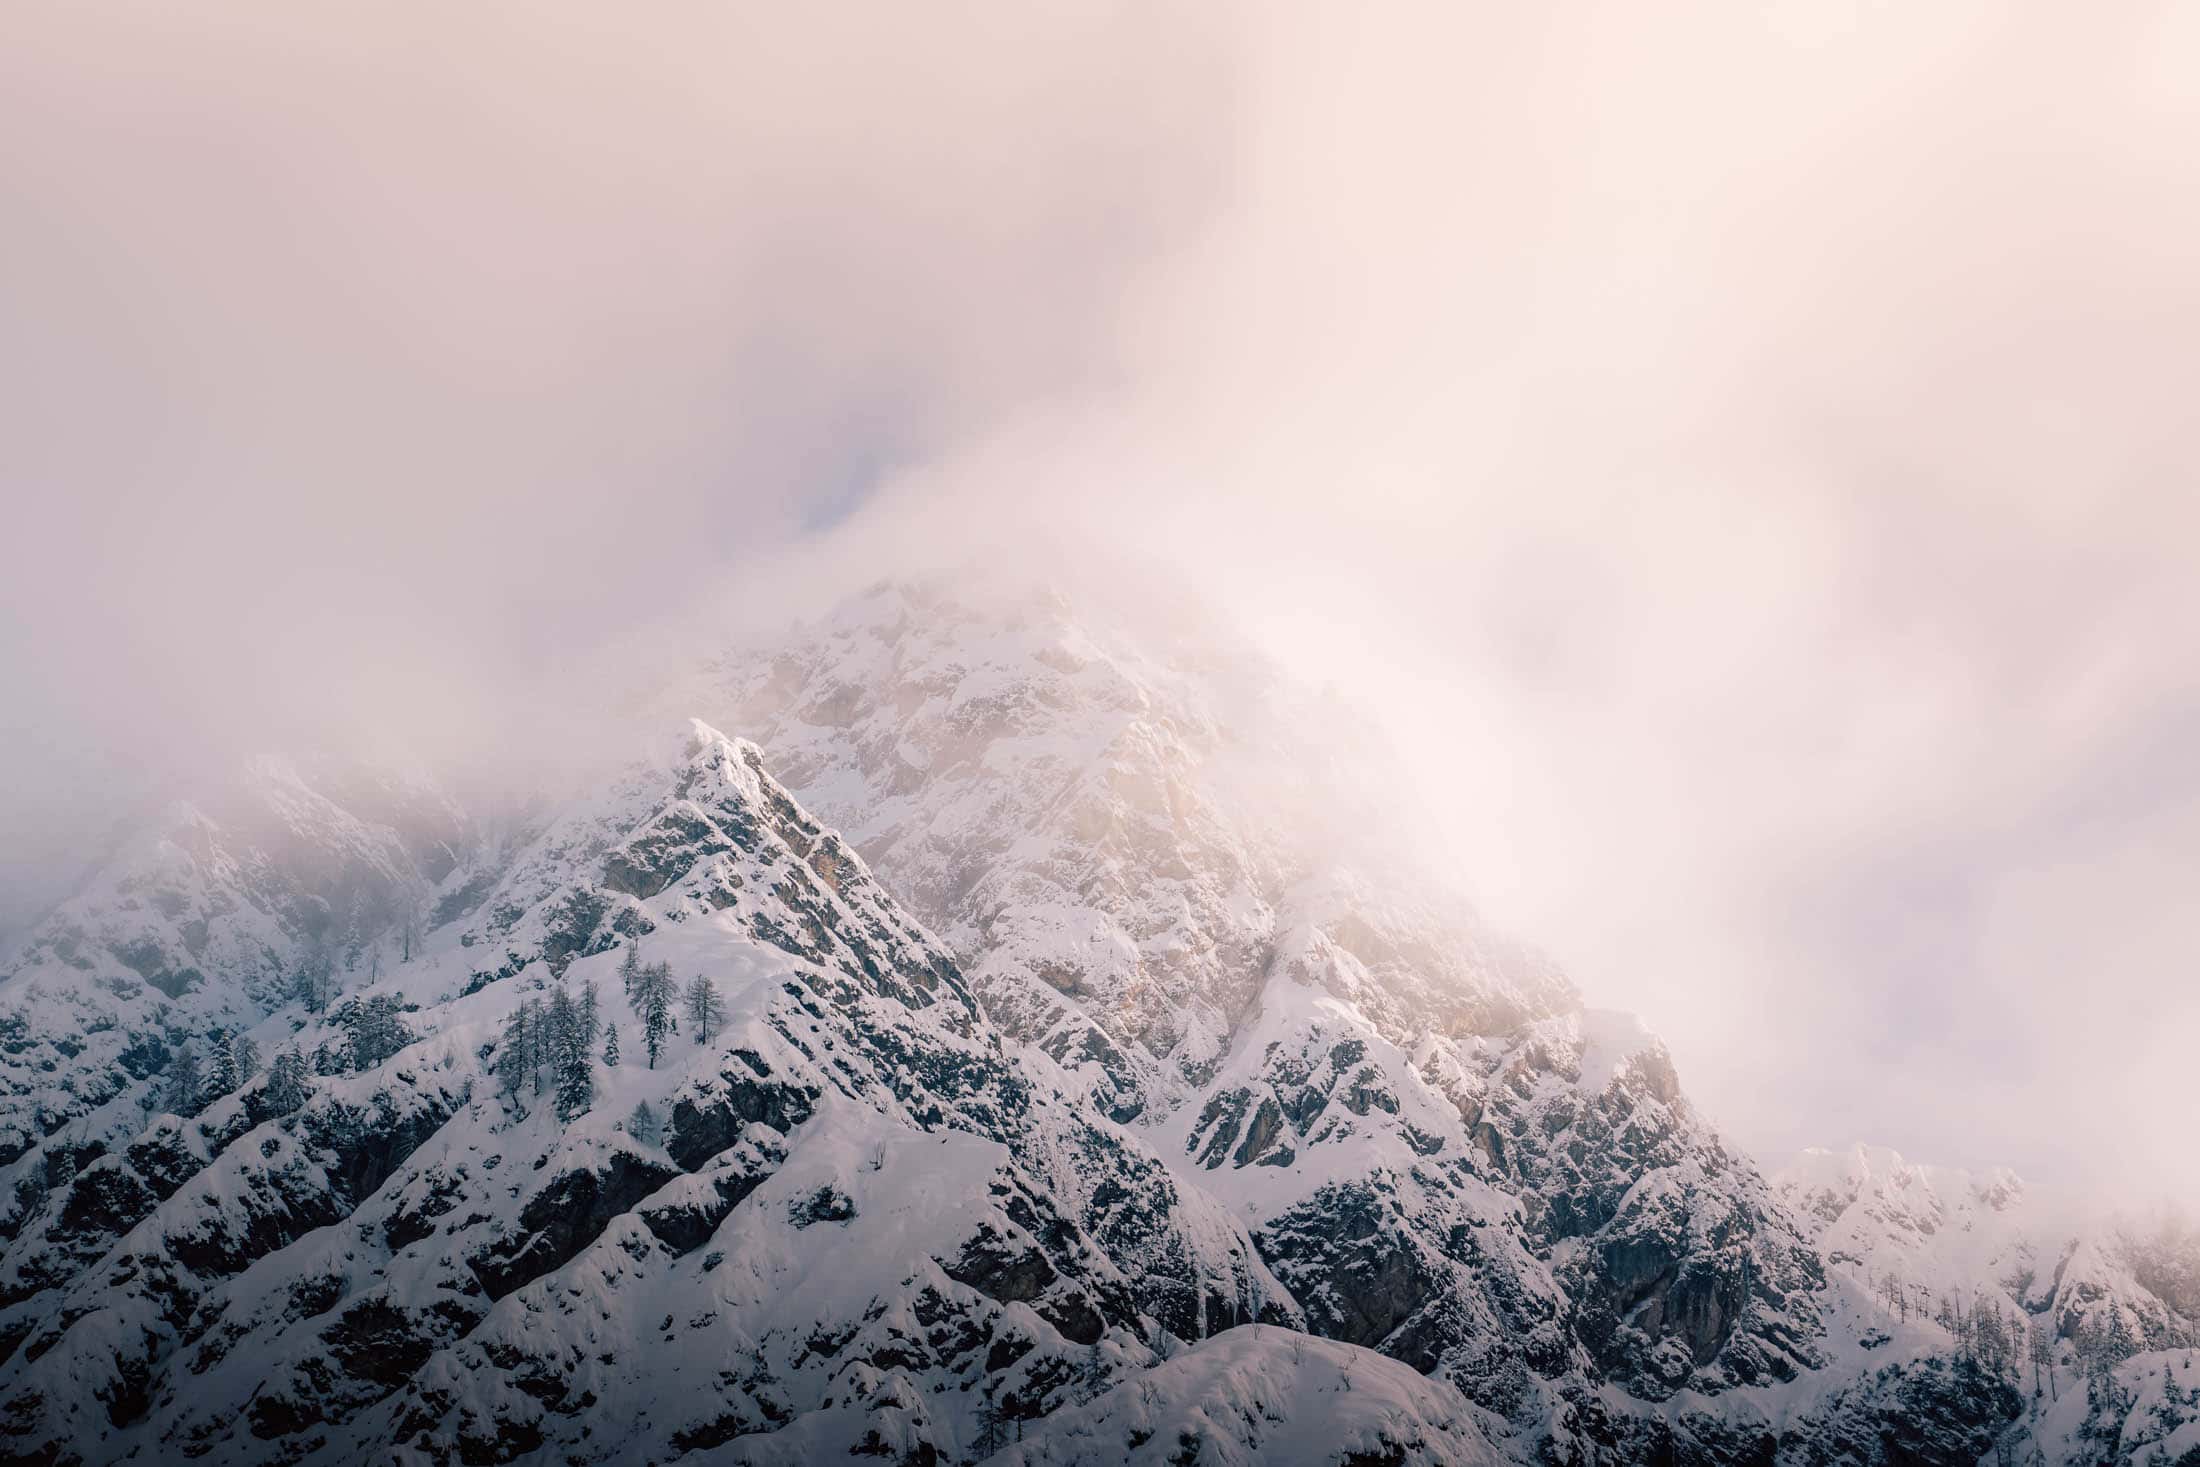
[4,3,2195,1207]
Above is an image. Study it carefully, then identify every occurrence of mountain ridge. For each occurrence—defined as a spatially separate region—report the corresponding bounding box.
[0,581,2189,1466]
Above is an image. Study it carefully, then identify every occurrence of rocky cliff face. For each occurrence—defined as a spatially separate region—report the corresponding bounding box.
[0,723,1289,1465]
[1770,1143,2199,1464]
[680,583,1856,1457]
[683,582,1578,1120]
[0,582,2184,1466]
[0,757,474,1327]
[1776,1146,2198,1358]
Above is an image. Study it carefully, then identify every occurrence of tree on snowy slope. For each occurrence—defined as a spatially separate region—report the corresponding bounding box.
[163,1045,202,1116]
[634,961,677,1068]
[398,890,424,964]
[619,940,642,1003]
[261,1048,310,1116]
[602,1023,620,1067]
[556,1053,593,1122]
[497,1002,534,1102]
[1874,1270,1913,1323]
[972,1386,1009,1456]
[579,979,600,1048]
[202,1031,239,1106]
[524,996,548,1096]
[2077,1311,2140,1396]
[227,1031,260,1087]
[1969,1297,2017,1378]
[289,955,333,1014]
[337,994,411,1072]
[684,974,723,1046]
[197,1028,263,1109]
[548,985,593,1121]
[2030,1315,2057,1405]
[546,985,576,1053]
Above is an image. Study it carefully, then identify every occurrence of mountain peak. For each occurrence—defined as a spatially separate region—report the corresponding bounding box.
[1,588,2187,1465]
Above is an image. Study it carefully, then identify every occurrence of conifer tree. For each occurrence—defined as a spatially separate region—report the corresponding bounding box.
[399,892,423,964]
[2096,1307,2136,1387]
[2030,1315,2056,1403]
[498,1003,533,1101]
[555,1041,593,1121]
[580,980,600,1047]
[165,1045,203,1116]
[685,974,724,1046]
[1971,1297,2011,1377]
[972,1388,1006,1457]
[263,1048,310,1116]
[547,984,576,1053]
[290,961,331,1014]
[332,1000,361,1065]
[638,963,677,1068]
[228,1032,261,1086]
[627,1100,660,1147]
[2076,1318,2112,1396]
[548,985,592,1121]
[602,1023,621,1067]
[620,941,643,1003]
[201,1031,240,1106]
[524,997,547,1095]
[338,995,412,1072]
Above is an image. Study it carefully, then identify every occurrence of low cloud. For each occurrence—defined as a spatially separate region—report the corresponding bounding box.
[4,3,2194,1204]
[847,2,2200,1205]
[0,0,1229,914]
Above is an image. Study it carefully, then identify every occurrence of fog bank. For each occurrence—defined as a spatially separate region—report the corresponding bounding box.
[4,3,2196,1206]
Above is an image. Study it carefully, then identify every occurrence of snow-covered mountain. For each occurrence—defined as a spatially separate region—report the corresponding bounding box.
[0,756,473,1268]
[1773,1145,2195,1350]
[0,722,1284,1464]
[0,578,2188,1466]
[1772,1144,2200,1465]
[681,586,1839,1433]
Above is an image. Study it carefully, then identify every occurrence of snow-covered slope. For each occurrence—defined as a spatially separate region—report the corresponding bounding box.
[1,580,2186,1467]
[1777,1145,2046,1327]
[1772,1144,2198,1422]
[982,1324,1511,1467]
[0,723,1294,1465]
[676,582,1850,1456]
[2012,1347,2200,1467]
[0,756,475,1319]
[682,580,1576,1122]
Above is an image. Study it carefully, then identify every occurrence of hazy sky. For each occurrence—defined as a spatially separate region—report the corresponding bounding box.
[4,3,2195,1205]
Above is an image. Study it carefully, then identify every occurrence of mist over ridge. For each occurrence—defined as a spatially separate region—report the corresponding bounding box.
[2,1,2196,1410]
